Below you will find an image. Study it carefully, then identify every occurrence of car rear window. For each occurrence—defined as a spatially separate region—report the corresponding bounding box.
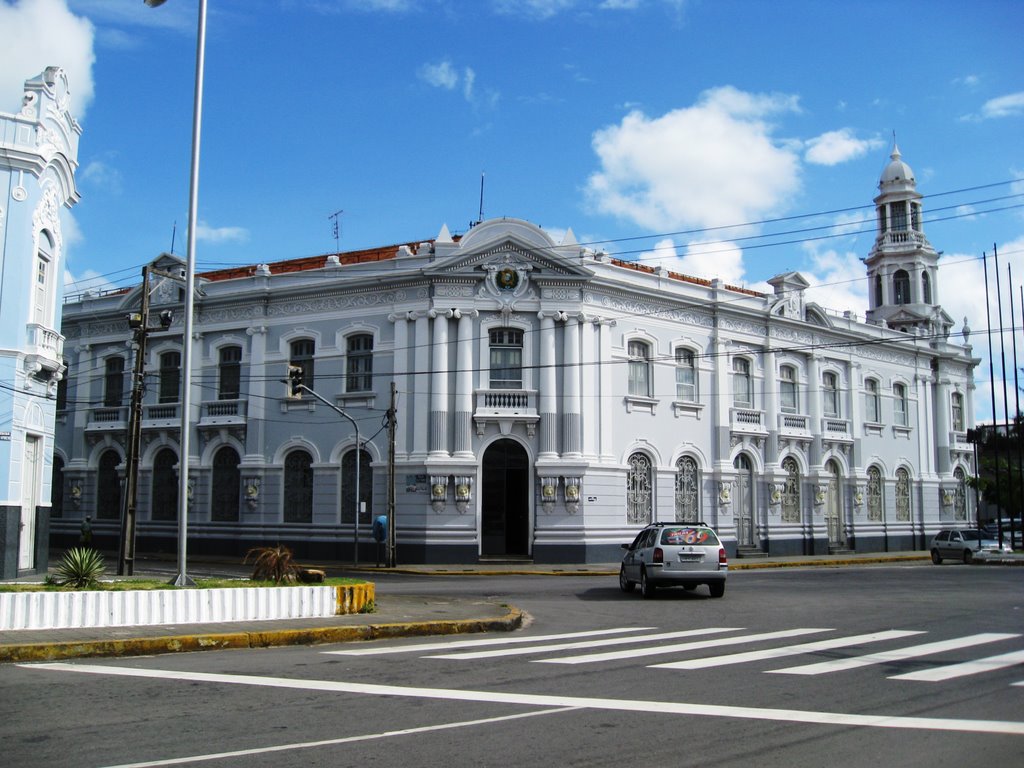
[660,527,719,546]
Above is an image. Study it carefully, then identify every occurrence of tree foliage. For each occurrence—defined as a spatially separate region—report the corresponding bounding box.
[967,412,1024,520]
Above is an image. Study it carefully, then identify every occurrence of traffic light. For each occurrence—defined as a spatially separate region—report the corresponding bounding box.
[287,364,304,397]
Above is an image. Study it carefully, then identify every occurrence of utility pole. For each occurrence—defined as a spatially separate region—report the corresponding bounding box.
[117,265,176,575]
[387,381,397,567]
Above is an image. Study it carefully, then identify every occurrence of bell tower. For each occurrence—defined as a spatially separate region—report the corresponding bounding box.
[864,145,952,337]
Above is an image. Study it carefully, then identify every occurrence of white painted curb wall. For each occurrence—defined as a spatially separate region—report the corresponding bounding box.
[0,586,339,631]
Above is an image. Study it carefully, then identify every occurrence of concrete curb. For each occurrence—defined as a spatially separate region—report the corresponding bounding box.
[0,605,525,664]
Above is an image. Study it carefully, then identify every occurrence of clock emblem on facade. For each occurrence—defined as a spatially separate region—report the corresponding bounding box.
[497,266,519,291]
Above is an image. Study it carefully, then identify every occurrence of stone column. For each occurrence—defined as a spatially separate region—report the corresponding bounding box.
[412,312,430,459]
[581,316,598,459]
[561,313,582,458]
[598,318,615,461]
[388,312,410,458]
[454,309,476,458]
[763,342,779,470]
[429,309,451,458]
[244,326,267,461]
[807,353,822,469]
[538,312,558,459]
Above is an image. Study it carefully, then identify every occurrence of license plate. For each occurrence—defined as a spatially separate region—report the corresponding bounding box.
[677,552,704,562]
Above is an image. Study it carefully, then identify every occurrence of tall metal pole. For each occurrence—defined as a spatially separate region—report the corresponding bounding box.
[982,251,1003,540]
[171,0,207,587]
[1009,268,1023,548]
[387,381,397,567]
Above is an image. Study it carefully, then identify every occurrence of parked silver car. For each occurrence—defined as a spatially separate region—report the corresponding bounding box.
[619,522,727,598]
[929,528,1013,564]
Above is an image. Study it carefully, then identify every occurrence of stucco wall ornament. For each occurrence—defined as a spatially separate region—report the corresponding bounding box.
[244,478,260,510]
[430,476,448,513]
[454,476,473,514]
[768,482,782,507]
[480,255,534,302]
[540,476,558,514]
[814,485,827,506]
[564,477,581,514]
[718,482,732,507]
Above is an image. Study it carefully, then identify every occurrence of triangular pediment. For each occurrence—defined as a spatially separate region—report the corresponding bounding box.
[118,252,188,310]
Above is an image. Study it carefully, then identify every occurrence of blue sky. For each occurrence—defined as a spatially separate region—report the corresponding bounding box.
[2,0,1023,421]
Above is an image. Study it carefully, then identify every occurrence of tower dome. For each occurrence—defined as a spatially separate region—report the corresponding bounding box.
[879,144,916,193]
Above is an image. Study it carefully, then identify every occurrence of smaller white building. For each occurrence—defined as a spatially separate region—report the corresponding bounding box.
[52,148,977,563]
[0,68,80,576]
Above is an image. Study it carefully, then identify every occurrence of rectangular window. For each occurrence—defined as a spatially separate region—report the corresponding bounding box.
[823,372,839,417]
[489,328,523,389]
[346,334,374,392]
[779,365,797,413]
[891,201,907,231]
[628,340,651,398]
[865,379,880,423]
[290,339,315,393]
[218,346,241,400]
[732,358,751,407]
[951,392,964,432]
[894,383,908,426]
[675,348,695,401]
[159,351,181,404]
[104,357,124,407]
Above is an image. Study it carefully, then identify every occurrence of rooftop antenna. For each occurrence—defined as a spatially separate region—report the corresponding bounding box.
[329,209,344,252]
[471,172,485,228]
[170,221,177,254]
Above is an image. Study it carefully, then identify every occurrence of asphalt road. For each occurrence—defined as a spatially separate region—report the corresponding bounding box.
[3,563,1022,768]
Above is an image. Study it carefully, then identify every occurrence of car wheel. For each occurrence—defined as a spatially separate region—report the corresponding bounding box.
[708,582,725,598]
[931,549,942,565]
[963,549,973,565]
[619,565,635,593]
[640,568,656,599]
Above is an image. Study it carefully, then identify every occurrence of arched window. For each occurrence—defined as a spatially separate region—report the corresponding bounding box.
[865,378,880,423]
[675,348,696,401]
[893,382,909,427]
[218,346,241,400]
[895,467,911,521]
[51,456,65,519]
[893,270,911,305]
[781,456,801,523]
[626,452,653,524]
[211,447,240,521]
[104,357,125,407]
[866,465,883,521]
[151,448,178,521]
[489,328,523,390]
[953,467,968,521]
[922,271,932,304]
[159,351,181,404]
[346,334,374,393]
[779,364,798,414]
[290,339,315,393]
[284,449,314,523]
[628,340,652,397]
[732,357,752,407]
[674,456,700,522]
[96,450,121,520]
[822,371,840,418]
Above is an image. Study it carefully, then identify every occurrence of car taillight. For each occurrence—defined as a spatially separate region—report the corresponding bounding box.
[719,548,728,566]
[653,547,664,563]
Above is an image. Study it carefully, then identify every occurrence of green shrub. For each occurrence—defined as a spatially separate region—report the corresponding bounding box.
[244,544,300,584]
[52,547,106,588]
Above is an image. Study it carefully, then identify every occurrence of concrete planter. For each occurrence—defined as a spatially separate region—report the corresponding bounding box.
[0,583,373,631]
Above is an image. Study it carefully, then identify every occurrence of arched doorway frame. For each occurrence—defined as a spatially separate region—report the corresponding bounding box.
[478,435,533,558]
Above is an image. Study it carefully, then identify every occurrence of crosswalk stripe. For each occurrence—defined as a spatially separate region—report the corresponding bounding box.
[535,627,834,665]
[769,633,1021,676]
[322,626,655,656]
[651,630,925,670]
[889,648,1024,682]
[425,628,744,660]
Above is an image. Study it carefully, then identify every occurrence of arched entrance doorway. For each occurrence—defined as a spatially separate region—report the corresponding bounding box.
[481,439,530,557]
[734,454,755,548]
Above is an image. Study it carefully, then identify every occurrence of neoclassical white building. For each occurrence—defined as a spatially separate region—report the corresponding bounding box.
[52,148,978,562]
[0,69,80,577]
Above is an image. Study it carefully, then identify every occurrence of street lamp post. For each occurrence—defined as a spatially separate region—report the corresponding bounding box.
[145,0,206,586]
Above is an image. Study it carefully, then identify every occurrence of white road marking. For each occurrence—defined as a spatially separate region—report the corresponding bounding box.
[652,630,924,670]
[20,662,1024,736]
[427,627,744,660]
[535,627,833,665]
[890,649,1024,682]
[96,707,582,767]
[321,626,655,655]
[770,633,1021,676]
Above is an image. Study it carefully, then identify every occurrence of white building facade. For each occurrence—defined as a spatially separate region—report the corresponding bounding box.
[0,69,80,577]
[53,149,978,563]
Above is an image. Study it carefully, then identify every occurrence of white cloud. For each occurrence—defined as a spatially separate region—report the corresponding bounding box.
[418,60,459,90]
[805,129,884,166]
[493,0,576,19]
[961,91,1024,122]
[79,160,123,195]
[196,222,249,244]
[463,67,476,102]
[586,86,802,231]
[638,237,747,285]
[0,0,95,119]
[798,245,868,316]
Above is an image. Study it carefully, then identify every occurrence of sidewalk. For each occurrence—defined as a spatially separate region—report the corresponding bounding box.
[4,549,1019,664]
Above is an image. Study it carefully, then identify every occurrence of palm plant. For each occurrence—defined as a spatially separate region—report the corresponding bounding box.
[51,547,106,588]
[244,544,300,584]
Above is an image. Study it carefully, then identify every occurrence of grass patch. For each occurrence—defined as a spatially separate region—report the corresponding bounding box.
[0,576,367,593]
